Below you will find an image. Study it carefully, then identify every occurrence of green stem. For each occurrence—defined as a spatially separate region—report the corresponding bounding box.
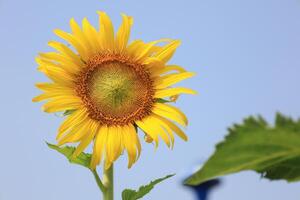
[103,164,114,200]
[91,170,106,193]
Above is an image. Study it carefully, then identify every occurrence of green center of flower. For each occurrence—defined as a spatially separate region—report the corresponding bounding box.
[76,54,154,126]
[89,62,146,117]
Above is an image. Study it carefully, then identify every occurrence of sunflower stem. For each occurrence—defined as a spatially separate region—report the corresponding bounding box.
[103,164,114,200]
[91,169,106,193]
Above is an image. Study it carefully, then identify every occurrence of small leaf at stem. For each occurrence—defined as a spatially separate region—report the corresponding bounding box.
[46,142,91,168]
[122,174,175,200]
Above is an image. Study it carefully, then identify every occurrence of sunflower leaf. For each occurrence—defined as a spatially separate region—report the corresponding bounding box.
[155,98,171,103]
[46,143,91,168]
[63,109,76,116]
[122,174,175,200]
[185,113,300,185]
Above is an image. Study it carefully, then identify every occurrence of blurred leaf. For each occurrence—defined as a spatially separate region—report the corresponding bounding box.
[122,174,175,200]
[185,113,300,185]
[63,109,76,116]
[156,98,171,103]
[47,143,91,169]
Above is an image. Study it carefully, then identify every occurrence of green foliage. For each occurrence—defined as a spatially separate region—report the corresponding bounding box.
[185,113,300,185]
[47,143,91,169]
[63,109,76,116]
[122,174,175,200]
[155,98,172,103]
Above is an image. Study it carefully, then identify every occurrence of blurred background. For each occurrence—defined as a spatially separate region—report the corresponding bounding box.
[0,0,300,199]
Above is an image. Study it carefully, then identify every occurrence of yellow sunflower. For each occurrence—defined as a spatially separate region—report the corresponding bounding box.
[33,11,196,170]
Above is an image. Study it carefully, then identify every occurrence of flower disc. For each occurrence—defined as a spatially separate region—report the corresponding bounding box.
[76,54,154,126]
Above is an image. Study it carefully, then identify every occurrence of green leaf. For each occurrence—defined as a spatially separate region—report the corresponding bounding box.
[63,109,76,116]
[155,98,171,103]
[47,143,91,169]
[122,174,175,200]
[185,113,300,185]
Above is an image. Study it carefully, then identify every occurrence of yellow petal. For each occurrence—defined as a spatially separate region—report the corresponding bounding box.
[106,126,123,163]
[136,119,159,147]
[135,39,169,61]
[126,40,144,57]
[37,54,79,76]
[154,40,181,63]
[116,14,133,52]
[35,83,71,92]
[122,124,139,168]
[129,124,141,159]
[152,106,185,127]
[72,120,98,158]
[154,114,188,141]
[58,119,92,146]
[56,108,88,140]
[42,97,81,113]
[154,72,195,89]
[146,116,171,147]
[151,115,175,148]
[36,57,75,86]
[152,65,187,76]
[82,17,101,52]
[48,41,83,67]
[70,18,94,55]
[155,87,197,98]
[54,29,89,61]
[90,125,108,169]
[98,11,114,50]
[32,91,74,102]
[153,103,188,126]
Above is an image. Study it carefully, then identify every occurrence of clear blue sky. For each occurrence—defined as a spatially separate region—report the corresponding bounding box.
[1,0,300,199]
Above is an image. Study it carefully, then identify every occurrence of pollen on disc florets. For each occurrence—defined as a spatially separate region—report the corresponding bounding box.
[75,53,155,126]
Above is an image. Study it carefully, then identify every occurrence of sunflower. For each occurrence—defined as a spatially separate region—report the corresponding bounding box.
[33,11,196,170]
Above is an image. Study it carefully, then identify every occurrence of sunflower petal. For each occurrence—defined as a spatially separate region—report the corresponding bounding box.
[155,72,195,89]
[58,119,92,145]
[54,29,88,61]
[57,108,88,140]
[42,97,81,113]
[155,87,197,98]
[82,17,101,52]
[151,115,175,148]
[70,18,94,55]
[123,124,140,168]
[136,118,159,147]
[72,121,98,158]
[38,54,80,76]
[38,66,74,86]
[147,116,171,147]
[135,39,169,61]
[126,40,144,57]
[48,41,83,67]
[154,114,188,141]
[35,83,70,92]
[154,103,188,126]
[98,11,114,50]
[150,64,186,77]
[154,40,181,63]
[106,126,123,163]
[32,91,74,102]
[116,14,133,52]
[91,125,108,169]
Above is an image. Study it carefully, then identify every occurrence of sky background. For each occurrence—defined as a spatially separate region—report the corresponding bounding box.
[0,0,300,200]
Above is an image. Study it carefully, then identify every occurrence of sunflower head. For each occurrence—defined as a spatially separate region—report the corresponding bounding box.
[33,11,196,170]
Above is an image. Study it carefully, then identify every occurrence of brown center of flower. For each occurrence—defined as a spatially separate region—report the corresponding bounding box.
[75,54,155,126]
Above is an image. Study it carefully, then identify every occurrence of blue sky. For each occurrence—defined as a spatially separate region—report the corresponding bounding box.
[0,0,300,199]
